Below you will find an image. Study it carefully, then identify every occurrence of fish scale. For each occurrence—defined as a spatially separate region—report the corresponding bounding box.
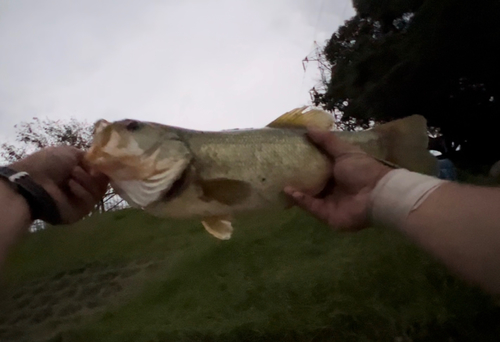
[86,107,438,240]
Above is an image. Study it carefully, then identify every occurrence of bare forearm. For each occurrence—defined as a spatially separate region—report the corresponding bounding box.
[0,181,32,267]
[402,182,500,294]
[0,146,108,272]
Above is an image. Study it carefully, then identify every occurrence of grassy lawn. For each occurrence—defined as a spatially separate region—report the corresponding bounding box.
[1,206,499,341]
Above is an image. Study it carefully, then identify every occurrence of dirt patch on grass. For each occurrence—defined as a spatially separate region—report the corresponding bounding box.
[0,257,168,341]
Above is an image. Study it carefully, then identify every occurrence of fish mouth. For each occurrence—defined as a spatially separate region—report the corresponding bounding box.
[161,164,191,202]
[85,130,171,181]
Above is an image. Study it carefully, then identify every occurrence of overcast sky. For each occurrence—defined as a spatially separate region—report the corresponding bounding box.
[0,0,354,142]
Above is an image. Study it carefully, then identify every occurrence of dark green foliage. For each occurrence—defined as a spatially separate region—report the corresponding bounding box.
[315,0,500,171]
[353,0,424,28]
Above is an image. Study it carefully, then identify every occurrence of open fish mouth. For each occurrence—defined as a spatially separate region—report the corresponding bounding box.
[86,120,194,208]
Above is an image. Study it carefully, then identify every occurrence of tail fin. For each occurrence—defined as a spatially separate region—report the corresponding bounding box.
[370,115,439,176]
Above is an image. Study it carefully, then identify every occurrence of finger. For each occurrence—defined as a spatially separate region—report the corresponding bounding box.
[80,156,96,173]
[80,157,109,180]
[94,173,110,195]
[316,177,336,199]
[306,127,361,158]
[47,146,84,177]
[68,179,96,213]
[78,157,109,186]
[284,186,329,221]
[45,186,73,224]
[73,166,109,196]
[71,166,107,201]
[90,169,109,194]
[67,145,84,156]
[58,145,84,163]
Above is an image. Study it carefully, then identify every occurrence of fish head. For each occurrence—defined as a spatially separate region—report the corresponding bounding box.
[86,119,192,207]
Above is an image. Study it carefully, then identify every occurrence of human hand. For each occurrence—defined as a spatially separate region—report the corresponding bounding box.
[10,146,109,224]
[285,129,392,231]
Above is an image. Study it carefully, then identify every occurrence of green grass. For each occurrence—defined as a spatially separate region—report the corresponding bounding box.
[3,208,500,341]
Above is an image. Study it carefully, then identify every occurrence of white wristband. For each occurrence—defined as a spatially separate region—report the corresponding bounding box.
[369,169,446,229]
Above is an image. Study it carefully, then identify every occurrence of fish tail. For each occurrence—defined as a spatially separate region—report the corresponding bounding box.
[371,115,439,176]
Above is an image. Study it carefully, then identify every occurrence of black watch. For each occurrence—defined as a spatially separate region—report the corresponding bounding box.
[0,167,62,225]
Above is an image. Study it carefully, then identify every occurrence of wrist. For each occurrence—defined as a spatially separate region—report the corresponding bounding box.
[9,160,47,188]
[0,175,34,269]
[0,178,32,224]
[0,166,62,224]
[369,169,446,230]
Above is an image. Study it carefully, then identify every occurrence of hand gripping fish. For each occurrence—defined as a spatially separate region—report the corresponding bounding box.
[85,107,438,240]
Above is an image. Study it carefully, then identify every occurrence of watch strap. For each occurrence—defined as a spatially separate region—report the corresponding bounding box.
[0,167,62,225]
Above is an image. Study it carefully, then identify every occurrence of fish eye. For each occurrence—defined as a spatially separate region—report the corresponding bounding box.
[125,120,141,131]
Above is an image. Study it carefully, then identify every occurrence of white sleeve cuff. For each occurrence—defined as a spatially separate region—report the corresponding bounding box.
[369,169,446,229]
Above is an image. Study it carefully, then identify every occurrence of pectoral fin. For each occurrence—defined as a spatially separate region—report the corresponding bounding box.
[267,107,335,130]
[202,217,233,240]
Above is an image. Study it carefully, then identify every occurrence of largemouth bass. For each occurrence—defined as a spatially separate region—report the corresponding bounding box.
[86,107,438,240]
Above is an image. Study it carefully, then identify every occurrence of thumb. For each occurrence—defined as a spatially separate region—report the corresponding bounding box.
[284,186,326,219]
[307,128,361,159]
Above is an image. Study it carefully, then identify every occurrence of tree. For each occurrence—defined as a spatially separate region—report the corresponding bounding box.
[313,0,500,172]
[1,117,92,163]
[1,117,125,216]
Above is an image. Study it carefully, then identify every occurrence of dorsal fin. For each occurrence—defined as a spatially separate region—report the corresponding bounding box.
[266,107,335,130]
